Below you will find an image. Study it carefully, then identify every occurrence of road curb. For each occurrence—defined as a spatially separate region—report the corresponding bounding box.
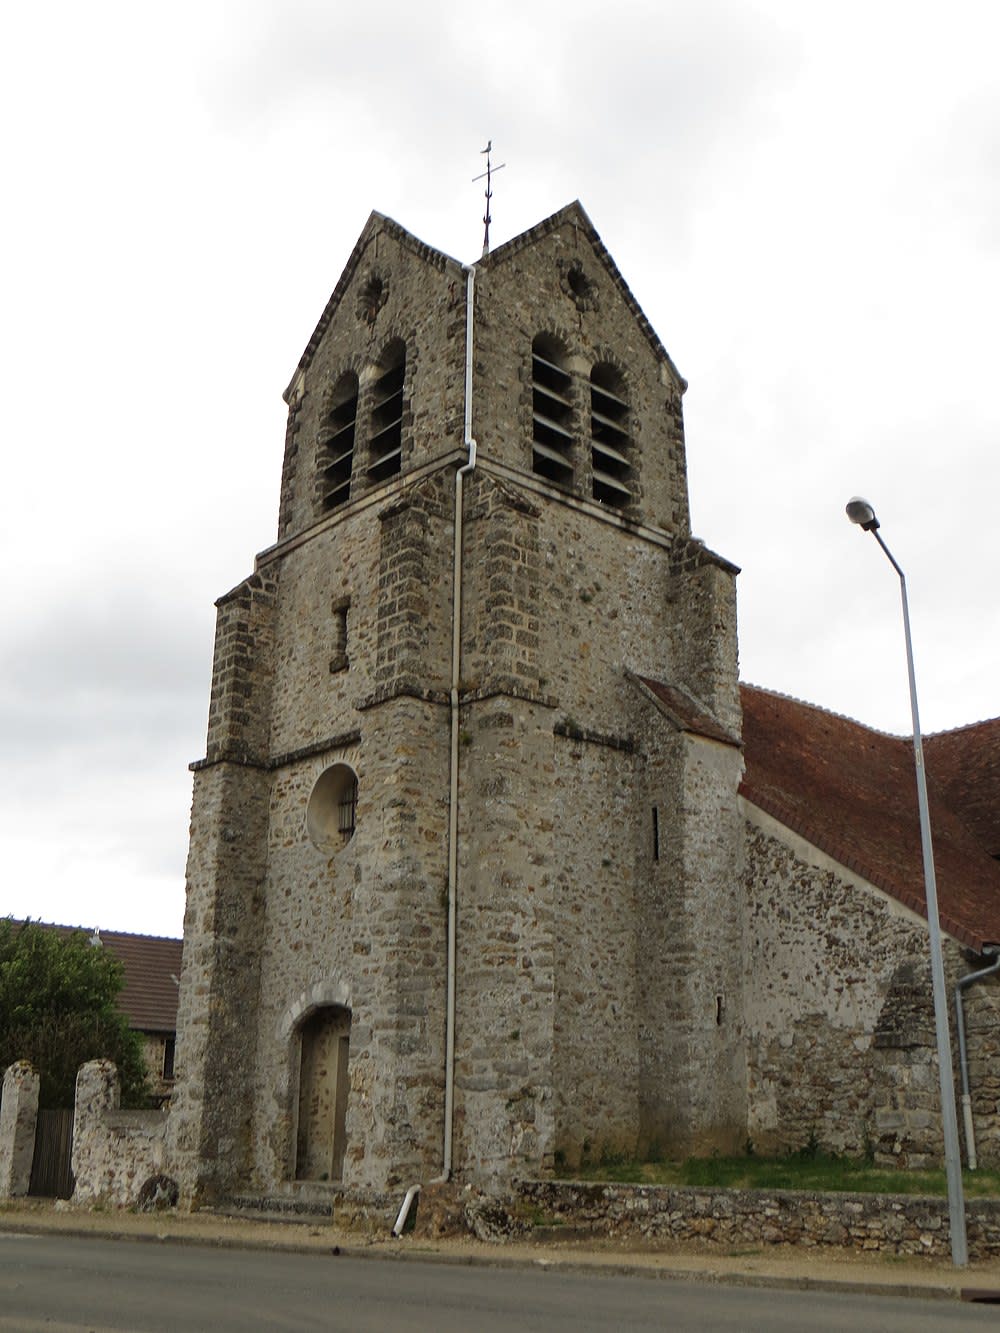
[0,1210,981,1302]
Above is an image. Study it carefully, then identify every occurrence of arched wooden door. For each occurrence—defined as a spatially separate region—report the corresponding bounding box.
[295,1006,350,1182]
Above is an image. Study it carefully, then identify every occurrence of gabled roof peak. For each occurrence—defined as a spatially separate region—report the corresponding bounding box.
[482,199,594,263]
[482,201,684,387]
[285,210,464,401]
[286,201,686,402]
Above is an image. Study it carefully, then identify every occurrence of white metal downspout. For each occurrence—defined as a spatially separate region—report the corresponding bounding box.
[394,268,476,1225]
[435,263,478,1184]
[955,947,1000,1171]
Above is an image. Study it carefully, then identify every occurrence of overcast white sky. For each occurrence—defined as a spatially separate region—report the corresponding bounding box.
[2,1,997,938]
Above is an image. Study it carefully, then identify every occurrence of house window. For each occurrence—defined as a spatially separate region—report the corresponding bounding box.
[320,373,359,511]
[590,364,631,507]
[162,1037,176,1081]
[306,764,358,852]
[368,340,405,483]
[531,334,574,487]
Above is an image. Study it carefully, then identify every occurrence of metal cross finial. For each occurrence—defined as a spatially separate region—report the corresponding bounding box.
[472,140,506,257]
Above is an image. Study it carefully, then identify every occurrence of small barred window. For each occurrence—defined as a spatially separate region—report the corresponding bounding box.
[306,764,358,852]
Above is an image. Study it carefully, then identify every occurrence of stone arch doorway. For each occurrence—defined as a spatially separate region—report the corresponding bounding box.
[295,1005,351,1183]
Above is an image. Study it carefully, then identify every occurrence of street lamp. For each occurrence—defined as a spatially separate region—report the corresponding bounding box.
[846,496,967,1267]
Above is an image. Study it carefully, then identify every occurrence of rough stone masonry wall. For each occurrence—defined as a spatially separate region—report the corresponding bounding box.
[169,570,276,1205]
[173,205,749,1199]
[743,807,1000,1168]
[514,1179,1000,1260]
[245,476,454,1194]
[447,415,742,1176]
[454,467,737,1178]
[957,969,1000,1167]
[626,539,744,1161]
[278,217,466,542]
[249,692,451,1194]
[515,497,676,734]
[72,1061,168,1208]
[547,731,640,1168]
[666,538,742,737]
[263,489,382,760]
[474,213,689,536]
[455,696,559,1181]
[636,717,746,1159]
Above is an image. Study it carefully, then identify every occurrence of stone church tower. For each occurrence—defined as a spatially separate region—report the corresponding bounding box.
[169,202,747,1204]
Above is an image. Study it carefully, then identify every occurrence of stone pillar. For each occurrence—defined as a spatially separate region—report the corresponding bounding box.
[0,1061,40,1198]
[666,539,741,737]
[169,570,275,1206]
[71,1059,120,1204]
[635,704,747,1159]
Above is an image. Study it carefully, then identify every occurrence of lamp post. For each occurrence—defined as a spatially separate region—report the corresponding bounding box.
[846,496,967,1267]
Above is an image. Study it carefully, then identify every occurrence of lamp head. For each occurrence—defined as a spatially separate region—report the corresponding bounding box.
[846,496,879,531]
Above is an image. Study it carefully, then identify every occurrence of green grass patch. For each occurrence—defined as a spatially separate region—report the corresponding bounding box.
[556,1152,1000,1197]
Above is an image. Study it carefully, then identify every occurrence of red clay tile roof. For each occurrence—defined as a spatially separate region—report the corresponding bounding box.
[636,677,741,747]
[924,719,1000,859]
[13,923,182,1033]
[740,685,1000,953]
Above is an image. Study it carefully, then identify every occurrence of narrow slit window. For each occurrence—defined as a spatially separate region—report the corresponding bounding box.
[368,340,405,483]
[531,335,574,487]
[329,600,349,674]
[590,364,631,507]
[652,805,660,861]
[320,373,359,511]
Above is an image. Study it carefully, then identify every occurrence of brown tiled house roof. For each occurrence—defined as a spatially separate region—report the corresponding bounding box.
[13,923,182,1033]
[924,719,1000,861]
[740,685,1000,953]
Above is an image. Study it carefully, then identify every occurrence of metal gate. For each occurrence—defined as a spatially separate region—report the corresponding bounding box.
[28,1109,74,1199]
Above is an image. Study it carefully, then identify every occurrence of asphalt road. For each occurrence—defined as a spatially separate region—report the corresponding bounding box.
[1,1232,998,1331]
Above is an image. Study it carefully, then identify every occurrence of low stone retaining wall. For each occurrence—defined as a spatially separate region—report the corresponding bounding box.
[72,1060,169,1207]
[515,1180,1000,1261]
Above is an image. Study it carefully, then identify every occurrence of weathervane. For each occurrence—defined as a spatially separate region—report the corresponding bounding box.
[472,140,506,257]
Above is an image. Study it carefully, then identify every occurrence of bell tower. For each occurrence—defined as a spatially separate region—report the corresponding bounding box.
[171,203,746,1204]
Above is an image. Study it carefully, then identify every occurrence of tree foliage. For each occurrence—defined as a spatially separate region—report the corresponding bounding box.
[0,919,149,1109]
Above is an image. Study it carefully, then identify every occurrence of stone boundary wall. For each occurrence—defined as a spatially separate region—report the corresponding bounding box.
[514,1180,1000,1261]
[72,1060,169,1207]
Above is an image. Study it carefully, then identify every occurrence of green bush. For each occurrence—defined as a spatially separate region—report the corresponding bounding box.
[0,919,149,1109]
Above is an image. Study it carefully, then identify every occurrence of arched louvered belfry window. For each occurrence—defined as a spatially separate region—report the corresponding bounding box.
[368,339,405,483]
[590,364,632,507]
[531,334,574,487]
[320,372,359,511]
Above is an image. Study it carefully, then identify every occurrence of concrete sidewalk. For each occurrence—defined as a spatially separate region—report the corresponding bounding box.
[2,1198,999,1305]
